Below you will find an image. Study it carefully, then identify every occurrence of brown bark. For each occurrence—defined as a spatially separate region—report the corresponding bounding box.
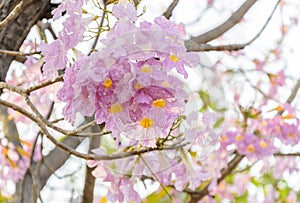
[81,125,101,203]
[0,0,49,82]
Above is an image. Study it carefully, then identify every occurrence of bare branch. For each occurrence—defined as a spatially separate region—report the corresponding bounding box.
[89,2,107,54]
[186,0,281,52]
[1,97,188,160]
[286,79,300,104]
[163,0,179,19]
[0,99,39,124]
[26,75,63,93]
[0,105,21,148]
[188,154,244,203]
[274,152,300,156]
[0,1,25,28]
[1,81,99,136]
[75,131,111,137]
[0,82,27,94]
[0,49,41,56]
[185,0,258,50]
[82,125,101,203]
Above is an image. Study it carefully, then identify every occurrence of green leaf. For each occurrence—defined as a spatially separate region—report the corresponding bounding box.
[233,190,249,203]
[57,136,67,142]
[225,174,234,185]
[198,90,227,112]
[250,177,260,187]
[213,117,225,128]
[143,187,173,203]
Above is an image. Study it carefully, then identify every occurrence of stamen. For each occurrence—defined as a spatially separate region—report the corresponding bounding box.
[152,99,166,108]
[109,102,123,113]
[169,54,180,62]
[103,78,113,88]
[140,117,153,128]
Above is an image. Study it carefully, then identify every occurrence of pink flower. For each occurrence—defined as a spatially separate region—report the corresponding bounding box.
[52,0,84,21]
[174,161,210,190]
[57,53,105,123]
[59,13,85,48]
[106,176,140,203]
[273,157,299,179]
[221,131,276,159]
[57,2,201,149]
[40,40,67,76]
[278,121,300,146]
[112,2,137,22]
[163,52,200,78]
[199,196,216,203]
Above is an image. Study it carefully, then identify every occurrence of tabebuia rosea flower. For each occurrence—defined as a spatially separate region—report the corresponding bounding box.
[56,2,202,148]
[40,2,224,201]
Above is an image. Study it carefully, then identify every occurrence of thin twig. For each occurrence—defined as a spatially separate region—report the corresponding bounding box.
[43,161,82,179]
[89,3,107,54]
[0,82,27,94]
[0,1,25,28]
[0,49,41,56]
[26,75,63,93]
[75,131,111,137]
[2,81,99,136]
[163,0,180,19]
[139,154,173,200]
[188,154,244,203]
[274,152,300,156]
[286,79,300,104]
[0,99,39,124]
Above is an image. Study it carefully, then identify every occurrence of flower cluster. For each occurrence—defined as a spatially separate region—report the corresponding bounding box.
[0,138,41,189]
[40,0,86,76]
[220,104,299,160]
[57,2,200,147]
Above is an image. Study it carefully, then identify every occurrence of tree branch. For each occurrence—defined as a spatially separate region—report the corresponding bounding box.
[286,79,300,104]
[188,154,244,203]
[163,0,179,19]
[0,105,21,148]
[0,98,189,161]
[0,0,50,82]
[82,125,101,203]
[0,49,41,56]
[274,152,300,156]
[185,0,258,51]
[0,0,25,28]
[186,0,280,52]
[25,75,63,93]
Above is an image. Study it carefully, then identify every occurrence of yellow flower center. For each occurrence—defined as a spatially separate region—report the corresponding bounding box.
[220,135,227,142]
[134,82,143,90]
[109,102,123,114]
[103,78,113,88]
[261,120,267,127]
[259,140,267,148]
[140,66,152,73]
[161,81,170,87]
[140,117,153,128]
[235,134,243,141]
[275,126,281,133]
[247,144,255,153]
[169,54,180,62]
[152,99,166,108]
